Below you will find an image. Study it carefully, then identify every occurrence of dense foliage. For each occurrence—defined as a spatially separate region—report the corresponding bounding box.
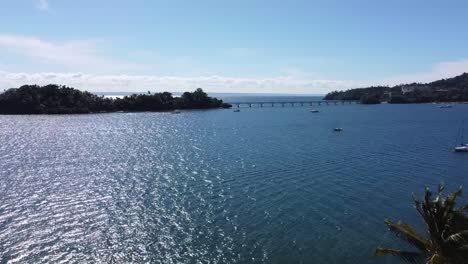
[375,184,468,264]
[324,73,468,104]
[360,94,382,104]
[0,84,231,114]
[324,86,391,102]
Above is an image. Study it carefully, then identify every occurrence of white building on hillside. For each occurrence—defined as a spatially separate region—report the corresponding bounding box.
[401,85,430,94]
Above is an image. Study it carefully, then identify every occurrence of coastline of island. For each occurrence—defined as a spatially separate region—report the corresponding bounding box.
[0,85,232,115]
[324,73,468,104]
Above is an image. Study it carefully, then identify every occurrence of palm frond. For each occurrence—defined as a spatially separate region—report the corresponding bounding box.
[445,230,468,245]
[377,184,468,263]
[384,219,430,252]
[443,187,462,210]
[428,254,448,264]
[375,248,426,264]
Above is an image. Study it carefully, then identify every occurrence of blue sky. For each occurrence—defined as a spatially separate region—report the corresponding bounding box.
[1,0,468,94]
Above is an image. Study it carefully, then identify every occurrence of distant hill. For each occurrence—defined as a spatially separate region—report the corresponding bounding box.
[324,73,468,104]
[0,85,231,114]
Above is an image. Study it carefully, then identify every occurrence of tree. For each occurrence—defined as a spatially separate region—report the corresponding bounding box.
[323,73,468,103]
[375,184,468,264]
[360,95,381,104]
[0,86,231,114]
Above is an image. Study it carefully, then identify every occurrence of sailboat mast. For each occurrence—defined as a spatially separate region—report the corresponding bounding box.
[462,120,465,145]
[462,127,464,145]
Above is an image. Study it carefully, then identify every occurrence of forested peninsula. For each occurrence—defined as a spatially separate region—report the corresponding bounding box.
[324,73,468,104]
[0,85,231,114]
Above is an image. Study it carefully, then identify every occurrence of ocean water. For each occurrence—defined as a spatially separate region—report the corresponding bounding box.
[0,99,467,264]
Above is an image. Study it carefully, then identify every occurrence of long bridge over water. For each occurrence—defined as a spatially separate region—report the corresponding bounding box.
[228,100,359,108]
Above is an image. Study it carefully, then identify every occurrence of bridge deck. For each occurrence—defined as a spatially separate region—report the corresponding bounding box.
[228,100,358,107]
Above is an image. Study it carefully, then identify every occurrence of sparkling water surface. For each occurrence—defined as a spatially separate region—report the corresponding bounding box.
[1,100,467,263]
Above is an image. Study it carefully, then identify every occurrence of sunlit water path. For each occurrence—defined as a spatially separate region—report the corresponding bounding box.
[1,100,467,263]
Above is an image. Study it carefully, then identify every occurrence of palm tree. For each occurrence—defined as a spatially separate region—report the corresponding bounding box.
[375,184,468,264]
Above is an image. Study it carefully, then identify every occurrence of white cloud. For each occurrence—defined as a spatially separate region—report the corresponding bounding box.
[0,34,357,94]
[36,0,49,11]
[0,35,95,66]
[0,71,356,94]
[0,34,141,72]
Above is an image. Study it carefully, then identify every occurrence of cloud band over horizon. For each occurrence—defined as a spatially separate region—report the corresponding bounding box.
[0,71,357,94]
[1,34,468,94]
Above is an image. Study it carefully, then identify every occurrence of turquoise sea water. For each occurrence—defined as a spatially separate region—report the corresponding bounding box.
[0,98,467,263]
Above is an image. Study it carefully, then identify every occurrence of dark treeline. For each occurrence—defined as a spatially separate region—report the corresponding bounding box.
[324,73,468,104]
[0,84,231,114]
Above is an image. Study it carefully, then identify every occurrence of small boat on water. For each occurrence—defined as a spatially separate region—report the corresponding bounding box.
[310,109,319,113]
[233,109,241,112]
[333,128,343,132]
[440,105,453,108]
[454,144,468,152]
[172,110,181,114]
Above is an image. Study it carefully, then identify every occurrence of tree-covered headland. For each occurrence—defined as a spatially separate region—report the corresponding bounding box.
[0,84,231,114]
[324,73,468,104]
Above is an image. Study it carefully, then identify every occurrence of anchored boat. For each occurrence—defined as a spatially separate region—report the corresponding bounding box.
[440,104,453,108]
[454,144,468,152]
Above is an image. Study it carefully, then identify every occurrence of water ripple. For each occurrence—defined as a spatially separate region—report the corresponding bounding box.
[1,105,468,263]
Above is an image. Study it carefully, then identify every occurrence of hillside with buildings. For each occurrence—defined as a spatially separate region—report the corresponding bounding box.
[324,73,468,104]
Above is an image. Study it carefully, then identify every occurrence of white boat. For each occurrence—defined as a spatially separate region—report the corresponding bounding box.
[454,145,468,152]
[440,105,453,108]
[310,109,319,113]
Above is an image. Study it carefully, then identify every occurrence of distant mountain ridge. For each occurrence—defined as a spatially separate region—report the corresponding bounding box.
[324,73,468,104]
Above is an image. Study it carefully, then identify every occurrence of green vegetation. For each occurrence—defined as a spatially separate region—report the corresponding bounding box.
[360,94,382,104]
[375,184,468,264]
[0,84,231,114]
[324,73,468,104]
[324,86,390,104]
